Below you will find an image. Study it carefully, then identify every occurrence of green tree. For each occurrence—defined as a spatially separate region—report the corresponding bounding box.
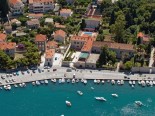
[124,61,133,70]
[98,46,108,67]
[80,19,86,30]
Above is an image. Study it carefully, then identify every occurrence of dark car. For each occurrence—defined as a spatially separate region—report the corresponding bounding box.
[38,68,41,73]
[53,69,57,71]
[27,70,30,74]
[32,70,36,73]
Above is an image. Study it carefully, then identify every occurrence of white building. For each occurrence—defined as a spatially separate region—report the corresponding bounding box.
[54,30,66,43]
[60,9,73,18]
[9,0,24,15]
[29,0,55,13]
[44,49,55,66]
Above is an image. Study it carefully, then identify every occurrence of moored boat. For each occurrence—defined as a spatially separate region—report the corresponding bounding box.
[65,101,71,107]
[111,94,118,97]
[135,101,143,106]
[72,79,75,84]
[95,97,107,101]
[83,80,87,84]
[77,90,83,95]
[44,80,48,84]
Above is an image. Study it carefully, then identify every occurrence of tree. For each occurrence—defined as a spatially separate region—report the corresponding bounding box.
[124,61,133,70]
[98,46,108,67]
[80,19,86,30]
[109,10,115,25]
[150,9,155,23]
[108,50,116,65]
[96,34,105,41]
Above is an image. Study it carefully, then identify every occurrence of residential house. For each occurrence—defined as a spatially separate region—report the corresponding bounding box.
[71,35,95,53]
[137,32,150,44]
[28,13,43,19]
[92,41,135,59]
[54,23,66,29]
[0,33,7,42]
[44,49,55,66]
[45,18,53,24]
[54,30,66,43]
[26,19,40,29]
[0,42,16,57]
[60,9,73,18]
[9,0,24,15]
[35,34,47,51]
[11,19,21,26]
[46,41,58,49]
[29,0,55,13]
[4,25,12,34]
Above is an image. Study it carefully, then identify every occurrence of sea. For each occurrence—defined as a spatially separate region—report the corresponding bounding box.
[0,80,155,116]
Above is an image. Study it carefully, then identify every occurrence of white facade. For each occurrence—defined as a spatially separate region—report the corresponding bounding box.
[60,10,72,18]
[45,57,54,66]
[71,40,85,50]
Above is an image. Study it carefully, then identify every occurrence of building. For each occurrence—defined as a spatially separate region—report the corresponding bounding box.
[60,9,72,18]
[66,0,74,4]
[26,19,40,29]
[85,54,100,68]
[54,23,66,29]
[4,25,12,34]
[0,33,7,42]
[28,13,43,19]
[35,34,47,51]
[92,41,135,59]
[45,18,53,24]
[0,42,16,57]
[54,30,66,43]
[29,0,55,13]
[71,35,95,53]
[137,32,150,44]
[9,0,24,15]
[46,41,58,49]
[44,49,55,66]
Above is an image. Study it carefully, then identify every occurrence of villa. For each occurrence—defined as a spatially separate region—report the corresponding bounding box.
[9,0,24,15]
[35,34,47,52]
[60,9,73,18]
[53,30,66,43]
[28,13,43,19]
[44,49,55,66]
[46,41,58,49]
[28,0,55,13]
[0,42,16,57]
[26,19,40,29]
[0,33,7,42]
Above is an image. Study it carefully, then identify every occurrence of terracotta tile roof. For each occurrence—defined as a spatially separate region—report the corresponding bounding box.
[35,34,47,42]
[71,35,96,41]
[9,0,22,5]
[93,41,134,51]
[45,49,55,58]
[81,38,93,52]
[137,32,144,38]
[46,41,58,49]
[29,0,54,3]
[0,42,16,50]
[28,13,43,19]
[137,32,150,42]
[0,33,7,42]
[27,19,40,25]
[54,30,66,37]
[54,23,66,28]
[60,9,72,13]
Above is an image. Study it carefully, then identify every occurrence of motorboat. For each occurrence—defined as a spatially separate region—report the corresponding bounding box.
[83,80,87,84]
[36,81,40,85]
[153,81,155,85]
[7,85,11,90]
[111,80,115,85]
[81,79,84,83]
[14,84,18,88]
[40,80,45,84]
[91,87,94,90]
[72,79,75,84]
[120,80,124,85]
[97,80,100,84]
[135,101,143,106]
[32,82,36,86]
[61,78,65,83]
[101,80,104,84]
[131,85,134,88]
[138,81,141,85]
[59,79,62,84]
[67,79,70,83]
[111,94,118,98]
[76,79,79,83]
[146,80,150,86]
[117,80,121,85]
[0,87,3,90]
[107,80,110,83]
[65,101,71,107]
[51,79,56,83]
[44,80,48,84]
[141,81,146,87]
[95,97,107,101]
[132,81,136,85]
[77,91,83,95]
[22,83,26,87]
[129,80,132,85]
[94,79,97,84]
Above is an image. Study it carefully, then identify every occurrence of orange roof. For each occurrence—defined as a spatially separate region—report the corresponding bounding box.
[35,34,47,42]
[71,35,96,41]
[0,33,7,42]
[137,32,144,38]
[54,23,66,28]
[0,42,16,50]
[81,38,93,52]
[93,41,134,51]
[54,30,66,37]
[46,41,58,49]
[28,13,43,19]
[9,0,22,5]
[45,49,55,58]
[60,9,72,13]
[29,0,54,4]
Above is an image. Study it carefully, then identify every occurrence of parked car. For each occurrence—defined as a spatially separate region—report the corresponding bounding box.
[27,70,30,74]
[66,68,72,72]
[53,69,57,71]
[16,72,19,76]
[42,69,44,72]
[38,68,41,73]
[32,70,36,73]
[21,71,24,75]
[44,66,50,69]
[13,73,16,76]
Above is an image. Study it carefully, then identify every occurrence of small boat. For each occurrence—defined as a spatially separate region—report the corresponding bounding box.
[65,101,71,107]
[132,81,136,85]
[67,79,70,83]
[135,101,143,106]
[14,84,18,88]
[94,79,97,84]
[111,94,118,97]
[72,79,75,84]
[44,80,48,84]
[101,80,104,84]
[107,80,110,83]
[120,80,124,85]
[36,81,40,85]
[138,81,141,85]
[132,85,134,88]
[91,87,94,90]
[76,79,79,83]
[97,80,100,84]
[40,80,45,84]
[83,80,87,84]
[22,83,26,87]
[51,79,56,83]
[129,80,132,85]
[32,82,36,85]
[77,90,83,95]
[111,80,115,85]
[7,85,11,90]
[153,81,155,85]
[95,97,107,101]
[150,81,153,87]
[117,80,121,85]
[59,79,62,84]
[0,87,3,90]
[81,79,84,83]
[61,78,65,83]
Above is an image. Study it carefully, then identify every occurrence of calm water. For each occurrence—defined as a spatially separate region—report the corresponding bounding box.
[0,81,155,116]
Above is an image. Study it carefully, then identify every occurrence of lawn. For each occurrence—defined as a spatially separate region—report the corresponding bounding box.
[14,53,24,60]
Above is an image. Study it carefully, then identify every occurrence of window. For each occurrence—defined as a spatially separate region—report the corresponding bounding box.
[74,42,76,44]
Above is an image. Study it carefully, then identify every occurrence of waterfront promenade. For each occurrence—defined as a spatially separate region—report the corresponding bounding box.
[0,67,155,86]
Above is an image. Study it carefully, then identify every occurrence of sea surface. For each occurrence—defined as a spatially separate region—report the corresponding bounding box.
[0,81,155,116]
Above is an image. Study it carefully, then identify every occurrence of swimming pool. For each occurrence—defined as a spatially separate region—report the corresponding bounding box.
[84,32,93,36]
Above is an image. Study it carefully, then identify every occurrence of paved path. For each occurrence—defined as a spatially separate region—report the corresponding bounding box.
[149,48,155,67]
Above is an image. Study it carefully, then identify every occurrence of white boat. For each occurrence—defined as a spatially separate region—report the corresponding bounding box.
[95,97,107,101]
[59,79,62,83]
[141,81,146,87]
[120,80,124,85]
[153,81,155,85]
[131,85,134,88]
[101,80,104,84]
[150,81,153,87]
[81,79,84,83]
[76,79,79,83]
[0,87,2,90]
[107,80,110,83]
[94,79,97,83]
[32,82,36,85]
[72,79,75,84]
[129,80,132,85]
[44,80,48,84]
[135,101,143,106]
[67,79,70,83]
[22,83,26,87]
[91,87,94,90]
[132,81,136,85]
[40,80,45,84]
[111,80,115,85]
[65,101,71,106]
[36,81,40,85]
[97,80,100,84]
[117,80,121,85]
[83,80,87,84]
[51,79,56,83]
[14,84,18,88]
[77,91,83,95]
[7,85,11,90]
[138,81,141,85]
[111,94,118,97]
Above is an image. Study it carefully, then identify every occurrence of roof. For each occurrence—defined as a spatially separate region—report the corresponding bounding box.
[46,41,58,49]
[137,32,150,42]
[79,52,89,59]
[137,32,144,38]
[0,33,7,42]
[45,49,55,58]
[71,35,96,41]
[29,0,54,4]
[45,18,53,23]
[54,23,66,28]
[54,30,66,37]
[93,41,134,51]
[27,19,40,25]
[28,13,43,19]
[86,54,100,64]
[81,38,93,52]
[60,9,72,14]
[0,42,16,50]
[35,34,47,42]
[9,0,22,5]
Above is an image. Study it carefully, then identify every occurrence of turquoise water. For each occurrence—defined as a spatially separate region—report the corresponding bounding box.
[84,32,93,36]
[1,81,155,116]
